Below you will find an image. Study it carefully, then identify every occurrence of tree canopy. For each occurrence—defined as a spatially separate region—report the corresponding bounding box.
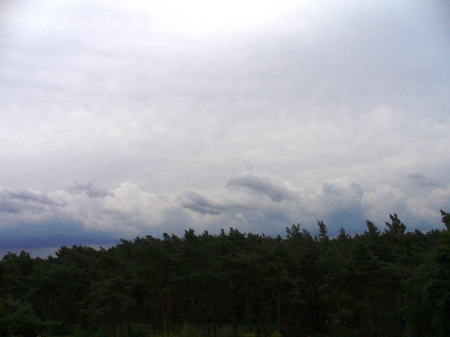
[0,212,449,337]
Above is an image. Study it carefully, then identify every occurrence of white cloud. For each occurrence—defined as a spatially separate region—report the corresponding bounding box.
[1,174,448,252]
[362,184,409,223]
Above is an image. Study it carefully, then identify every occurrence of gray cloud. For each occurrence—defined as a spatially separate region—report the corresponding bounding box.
[0,188,63,214]
[180,191,228,215]
[0,198,21,214]
[406,173,443,188]
[0,216,118,250]
[320,181,364,199]
[6,190,60,205]
[68,182,114,198]
[179,190,252,215]
[227,174,298,202]
[0,1,449,254]
[0,178,449,256]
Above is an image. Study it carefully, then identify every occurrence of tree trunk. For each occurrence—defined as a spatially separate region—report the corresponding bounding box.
[161,296,167,336]
[144,302,148,337]
[230,304,238,337]
[272,287,282,333]
[287,305,292,337]
[152,309,156,336]
[119,321,125,337]
[245,285,253,334]
[277,296,281,333]
[127,320,132,337]
[255,315,261,337]
[113,299,125,337]
[112,323,117,337]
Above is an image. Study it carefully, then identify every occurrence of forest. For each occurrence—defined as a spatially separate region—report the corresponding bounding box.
[0,211,449,337]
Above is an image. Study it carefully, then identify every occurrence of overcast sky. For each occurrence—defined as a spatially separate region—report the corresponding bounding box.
[1,0,449,256]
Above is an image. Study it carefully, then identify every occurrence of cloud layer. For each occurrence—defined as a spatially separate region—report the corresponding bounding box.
[1,175,449,255]
[0,0,449,254]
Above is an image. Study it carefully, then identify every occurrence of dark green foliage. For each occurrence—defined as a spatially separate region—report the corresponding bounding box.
[403,229,450,337]
[384,213,406,236]
[1,212,448,336]
[440,209,450,229]
[0,298,43,337]
[0,251,34,301]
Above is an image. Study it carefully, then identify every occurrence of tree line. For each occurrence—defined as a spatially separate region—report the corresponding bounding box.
[1,211,449,337]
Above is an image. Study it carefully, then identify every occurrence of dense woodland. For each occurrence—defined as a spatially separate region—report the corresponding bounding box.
[1,211,450,337]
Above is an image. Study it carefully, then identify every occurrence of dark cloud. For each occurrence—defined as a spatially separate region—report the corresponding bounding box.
[320,181,364,201]
[226,174,298,202]
[180,191,230,215]
[263,207,292,224]
[6,190,59,205]
[322,209,367,237]
[406,173,442,188]
[0,188,62,214]
[68,182,114,198]
[0,198,21,214]
[0,216,118,250]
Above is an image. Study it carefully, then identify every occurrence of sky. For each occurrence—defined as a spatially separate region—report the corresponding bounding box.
[1,0,449,257]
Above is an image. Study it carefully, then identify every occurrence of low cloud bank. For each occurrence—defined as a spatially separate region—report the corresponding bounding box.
[1,174,449,255]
